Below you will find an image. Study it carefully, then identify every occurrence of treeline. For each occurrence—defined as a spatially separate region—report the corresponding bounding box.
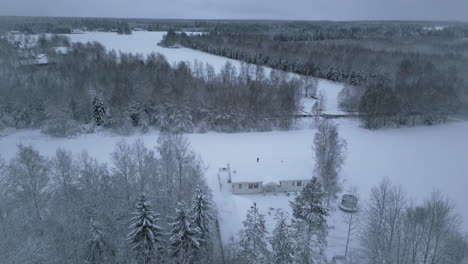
[162,22,468,128]
[0,16,209,34]
[0,35,301,135]
[357,59,461,128]
[0,135,222,263]
[224,177,467,264]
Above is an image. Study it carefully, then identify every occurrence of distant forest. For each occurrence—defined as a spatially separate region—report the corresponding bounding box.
[0,34,301,136]
[1,17,468,133]
[161,21,468,128]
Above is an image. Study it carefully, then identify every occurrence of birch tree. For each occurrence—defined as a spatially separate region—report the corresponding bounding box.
[313,119,347,206]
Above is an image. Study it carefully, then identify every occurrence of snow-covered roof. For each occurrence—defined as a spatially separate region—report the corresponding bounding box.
[228,157,311,183]
[35,54,48,65]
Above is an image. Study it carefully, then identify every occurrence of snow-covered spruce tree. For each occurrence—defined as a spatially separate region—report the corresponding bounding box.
[270,210,294,264]
[86,219,114,264]
[168,202,202,264]
[91,93,106,126]
[237,203,270,264]
[188,188,215,263]
[172,106,194,133]
[290,177,328,263]
[189,188,213,247]
[127,194,165,264]
[313,119,346,206]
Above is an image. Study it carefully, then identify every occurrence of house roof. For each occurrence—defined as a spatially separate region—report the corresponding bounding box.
[228,157,312,184]
[35,54,48,65]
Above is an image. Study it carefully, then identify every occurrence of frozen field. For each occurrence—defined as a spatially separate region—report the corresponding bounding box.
[1,118,467,256]
[63,31,345,115]
[3,31,467,258]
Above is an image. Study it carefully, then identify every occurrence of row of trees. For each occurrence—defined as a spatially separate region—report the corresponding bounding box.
[358,59,461,129]
[0,135,221,263]
[0,36,302,135]
[163,23,468,129]
[0,16,206,35]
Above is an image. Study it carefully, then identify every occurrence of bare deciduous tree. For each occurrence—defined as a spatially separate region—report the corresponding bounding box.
[8,144,49,222]
[313,119,347,206]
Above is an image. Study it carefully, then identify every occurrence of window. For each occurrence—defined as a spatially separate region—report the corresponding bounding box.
[292,181,295,186]
[248,183,259,189]
[239,184,242,189]
[297,181,302,187]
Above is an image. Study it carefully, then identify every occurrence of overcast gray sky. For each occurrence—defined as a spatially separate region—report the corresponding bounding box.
[1,0,467,21]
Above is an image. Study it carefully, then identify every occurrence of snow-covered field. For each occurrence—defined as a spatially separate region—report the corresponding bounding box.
[2,31,467,258]
[64,31,245,74]
[1,118,467,255]
[62,31,345,115]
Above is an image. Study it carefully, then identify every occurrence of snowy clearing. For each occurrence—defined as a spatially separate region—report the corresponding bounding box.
[63,31,247,74]
[1,118,467,257]
[3,30,466,258]
[62,31,346,115]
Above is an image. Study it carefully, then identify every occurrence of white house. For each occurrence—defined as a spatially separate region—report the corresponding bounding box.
[218,159,312,195]
[71,29,84,34]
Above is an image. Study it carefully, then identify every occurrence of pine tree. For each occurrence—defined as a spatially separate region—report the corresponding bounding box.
[189,188,214,262]
[168,202,202,264]
[238,202,270,264]
[270,210,294,264]
[189,188,213,236]
[290,178,328,263]
[86,219,114,264]
[92,94,106,126]
[127,194,165,264]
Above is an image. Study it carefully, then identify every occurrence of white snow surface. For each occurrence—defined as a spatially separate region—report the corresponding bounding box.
[62,31,345,115]
[228,157,311,183]
[1,119,467,258]
[2,31,467,258]
[63,31,244,74]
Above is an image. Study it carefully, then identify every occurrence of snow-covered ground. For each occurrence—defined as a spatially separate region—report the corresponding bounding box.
[1,119,467,257]
[62,31,345,115]
[3,31,467,258]
[63,31,245,74]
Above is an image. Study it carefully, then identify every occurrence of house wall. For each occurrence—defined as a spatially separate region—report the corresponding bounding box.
[232,182,264,195]
[277,179,311,192]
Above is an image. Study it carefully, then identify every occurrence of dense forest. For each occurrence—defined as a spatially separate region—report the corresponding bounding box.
[0,135,223,263]
[0,34,301,136]
[1,17,467,263]
[162,21,468,128]
[1,129,466,264]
